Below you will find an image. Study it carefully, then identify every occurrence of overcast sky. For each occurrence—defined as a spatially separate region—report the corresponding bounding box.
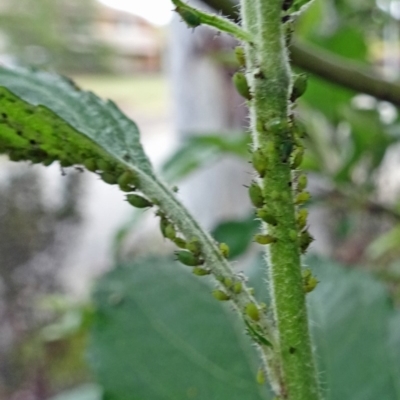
[97,0,174,25]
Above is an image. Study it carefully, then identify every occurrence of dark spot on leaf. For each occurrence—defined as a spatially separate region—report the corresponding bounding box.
[30,139,37,145]
[289,347,296,354]
[1,113,7,119]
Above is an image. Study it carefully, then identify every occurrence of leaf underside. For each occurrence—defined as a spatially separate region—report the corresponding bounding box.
[0,67,153,179]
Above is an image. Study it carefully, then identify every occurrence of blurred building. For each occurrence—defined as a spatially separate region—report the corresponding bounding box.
[95,4,164,73]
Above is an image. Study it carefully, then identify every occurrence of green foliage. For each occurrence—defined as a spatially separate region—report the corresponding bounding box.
[0,66,155,193]
[250,256,400,400]
[162,133,250,183]
[86,255,400,400]
[211,215,258,259]
[89,258,269,400]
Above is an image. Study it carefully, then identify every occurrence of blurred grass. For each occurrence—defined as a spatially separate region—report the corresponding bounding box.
[73,74,168,116]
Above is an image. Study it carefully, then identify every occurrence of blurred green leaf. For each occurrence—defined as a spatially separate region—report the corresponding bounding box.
[89,258,269,400]
[50,384,102,400]
[162,133,250,182]
[211,215,258,259]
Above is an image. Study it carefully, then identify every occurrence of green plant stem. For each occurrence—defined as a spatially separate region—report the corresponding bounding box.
[203,0,400,107]
[138,171,282,388]
[241,0,320,399]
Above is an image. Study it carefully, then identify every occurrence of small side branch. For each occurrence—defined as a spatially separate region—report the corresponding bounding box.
[172,0,253,43]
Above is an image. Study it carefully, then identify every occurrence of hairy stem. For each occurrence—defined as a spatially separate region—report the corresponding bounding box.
[240,0,320,399]
[138,171,283,385]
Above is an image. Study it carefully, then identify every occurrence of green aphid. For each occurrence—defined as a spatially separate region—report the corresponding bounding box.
[257,208,278,226]
[42,158,55,166]
[254,234,277,245]
[295,191,311,205]
[173,237,187,249]
[186,238,201,256]
[281,140,294,163]
[83,158,97,172]
[126,194,153,208]
[219,242,230,258]
[102,172,118,185]
[299,230,314,253]
[177,7,201,28]
[297,174,308,192]
[176,250,202,267]
[291,73,308,101]
[223,277,233,288]
[302,268,318,293]
[165,224,176,240]
[296,208,308,230]
[192,267,211,276]
[60,158,74,168]
[289,230,298,241]
[97,159,113,172]
[118,171,139,192]
[233,72,252,100]
[249,181,264,208]
[212,289,231,301]
[246,302,260,321]
[233,281,243,294]
[291,147,304,169]
[235,46,246,67]
[256,368,266,385]
[252,148,267,177]
[265,118,286,135]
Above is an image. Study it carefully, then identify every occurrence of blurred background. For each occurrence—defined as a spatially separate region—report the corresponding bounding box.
[1,0,400,399]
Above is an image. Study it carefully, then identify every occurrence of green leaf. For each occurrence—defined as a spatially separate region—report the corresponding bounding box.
[250,255,400,399]
[88,257,269,400]
[211,215,258,259]
[162,133,249,182]
[0,66,153,178]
